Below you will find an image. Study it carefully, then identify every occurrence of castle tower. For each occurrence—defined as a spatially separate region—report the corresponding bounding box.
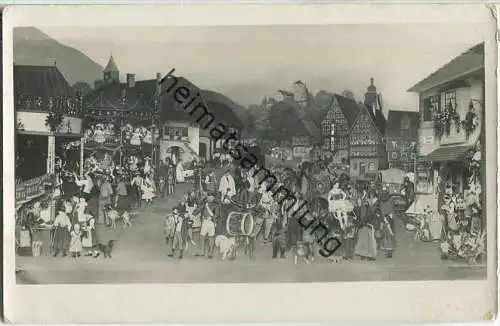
[103,54,120,83]
[293,80,309,108]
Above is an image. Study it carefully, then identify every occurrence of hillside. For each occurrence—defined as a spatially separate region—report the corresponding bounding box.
[13,27,103,87]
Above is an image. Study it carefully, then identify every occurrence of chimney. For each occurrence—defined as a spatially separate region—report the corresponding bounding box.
[126,73,135,88]
[156,72,162,96]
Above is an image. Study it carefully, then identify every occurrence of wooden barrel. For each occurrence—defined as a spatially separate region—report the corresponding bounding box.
[226,211,254,236]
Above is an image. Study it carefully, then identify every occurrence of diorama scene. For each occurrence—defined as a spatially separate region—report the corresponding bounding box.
[13,25,487,283]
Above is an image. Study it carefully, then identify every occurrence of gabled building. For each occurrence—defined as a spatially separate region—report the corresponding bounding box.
[349,104,388,178]
[85,56,243,164]
[319,94,361,164]
[407,42,484,198]
[385,110,419,170]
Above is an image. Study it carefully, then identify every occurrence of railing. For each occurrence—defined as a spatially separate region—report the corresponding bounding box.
[16,94,85,118]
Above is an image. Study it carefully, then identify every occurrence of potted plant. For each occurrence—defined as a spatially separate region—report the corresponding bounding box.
[45,111,64,133]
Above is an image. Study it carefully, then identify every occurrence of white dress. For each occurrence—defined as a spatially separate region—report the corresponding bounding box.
[176,163,185,183]
[141,178,156,200]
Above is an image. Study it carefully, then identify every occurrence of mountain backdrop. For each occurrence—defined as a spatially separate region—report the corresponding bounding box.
[14,27,103,87]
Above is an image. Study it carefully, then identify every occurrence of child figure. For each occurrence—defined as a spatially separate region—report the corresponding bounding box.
[69,223,83,258]
[76,198,88,224]
[342,215,357,260]
[82,213,98,257]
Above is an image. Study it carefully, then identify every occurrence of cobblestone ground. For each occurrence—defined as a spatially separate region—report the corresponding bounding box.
[16,183,486,284]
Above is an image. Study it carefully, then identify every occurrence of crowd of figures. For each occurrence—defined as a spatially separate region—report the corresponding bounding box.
[17,149,420,263]
[160,158,417,262]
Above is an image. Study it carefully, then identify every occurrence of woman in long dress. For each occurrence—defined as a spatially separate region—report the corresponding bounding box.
[52,205,71,257]
[354,193,379,260]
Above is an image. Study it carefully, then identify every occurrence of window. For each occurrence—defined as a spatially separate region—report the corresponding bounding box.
[353,162,358,169]
[444,91,456,109]
[423,94,440,121]
[163,126,188,138]
[369,162,376,171]
[401,116,410,130]
[392,152,398,159]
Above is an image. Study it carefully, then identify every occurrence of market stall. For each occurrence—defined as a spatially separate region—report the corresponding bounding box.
[403,141,485,265]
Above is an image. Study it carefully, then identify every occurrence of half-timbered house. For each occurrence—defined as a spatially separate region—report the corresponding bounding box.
[349,105,388,178]
[319,94,360,164]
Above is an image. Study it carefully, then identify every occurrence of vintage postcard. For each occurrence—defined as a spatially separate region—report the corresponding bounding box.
[2,3,497,324]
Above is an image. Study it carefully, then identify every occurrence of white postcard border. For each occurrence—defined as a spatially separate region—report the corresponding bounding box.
[2,4,497,323]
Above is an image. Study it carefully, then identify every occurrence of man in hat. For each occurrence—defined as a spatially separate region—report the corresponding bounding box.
[204,169,218,196]
[218,169,236,234]
[196,195,218,258]
[168,206,188,259]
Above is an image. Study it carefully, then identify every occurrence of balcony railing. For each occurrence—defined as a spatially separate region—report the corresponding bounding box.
[16,94,84,118]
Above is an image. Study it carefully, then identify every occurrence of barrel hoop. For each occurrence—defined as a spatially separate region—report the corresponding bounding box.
[243,213,255,236]
[226,211,236,237]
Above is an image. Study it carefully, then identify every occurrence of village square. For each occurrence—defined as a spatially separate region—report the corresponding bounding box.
[13,27,487,283]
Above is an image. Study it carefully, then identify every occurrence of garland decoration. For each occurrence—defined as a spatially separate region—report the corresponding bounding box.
[45,111,64,132]
[461,100,478,139]
[433,100,460,137]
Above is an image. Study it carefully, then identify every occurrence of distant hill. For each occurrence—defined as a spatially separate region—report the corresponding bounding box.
[13,27,103,87]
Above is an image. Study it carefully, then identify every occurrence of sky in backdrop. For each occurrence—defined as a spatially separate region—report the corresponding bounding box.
[38,24,484,113]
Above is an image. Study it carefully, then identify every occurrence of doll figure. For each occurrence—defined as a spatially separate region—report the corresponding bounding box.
[94,124,106,144]
[143,128,153,144]
[130,127,142,146]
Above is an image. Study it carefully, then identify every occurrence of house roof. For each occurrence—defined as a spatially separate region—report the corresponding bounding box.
[408,42,484,93]
[84,75,243,128]
[385,110,419,138]
[14,65,72,98]
[334,94,362,127]
[350,104,384,137]
[425,145,472,162]
[368,106,387,135]
[302,119,321,142]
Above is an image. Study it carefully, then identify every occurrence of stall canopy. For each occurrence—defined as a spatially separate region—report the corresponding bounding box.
[405,194,437,215]
[425,145,472,162]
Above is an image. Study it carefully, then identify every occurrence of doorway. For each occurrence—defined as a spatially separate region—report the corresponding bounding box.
[199,142,207,160]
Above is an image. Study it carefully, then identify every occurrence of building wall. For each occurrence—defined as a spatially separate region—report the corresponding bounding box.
[160,121,200,162]
[350,157,379,177]
[16,111,83,134]
[418,77,483,156]
[320,103,349,152]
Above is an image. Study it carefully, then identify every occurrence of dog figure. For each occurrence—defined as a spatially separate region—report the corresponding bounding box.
[292,241,312,265]
[215,235,236,260]
[92,240,116,258]
[121,211,132,228]
[106,205,132,229]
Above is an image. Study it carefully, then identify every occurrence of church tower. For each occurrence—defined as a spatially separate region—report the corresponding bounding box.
[364,77,381,114]
[103,54,120,83]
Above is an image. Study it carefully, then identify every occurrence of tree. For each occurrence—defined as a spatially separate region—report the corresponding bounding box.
[241,110,257,136]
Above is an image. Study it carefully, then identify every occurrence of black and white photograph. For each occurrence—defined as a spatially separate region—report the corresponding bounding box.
[3,4,497,324]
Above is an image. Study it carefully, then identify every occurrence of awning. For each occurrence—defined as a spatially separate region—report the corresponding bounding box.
[406,194,437,215]
[425,145,472,162]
